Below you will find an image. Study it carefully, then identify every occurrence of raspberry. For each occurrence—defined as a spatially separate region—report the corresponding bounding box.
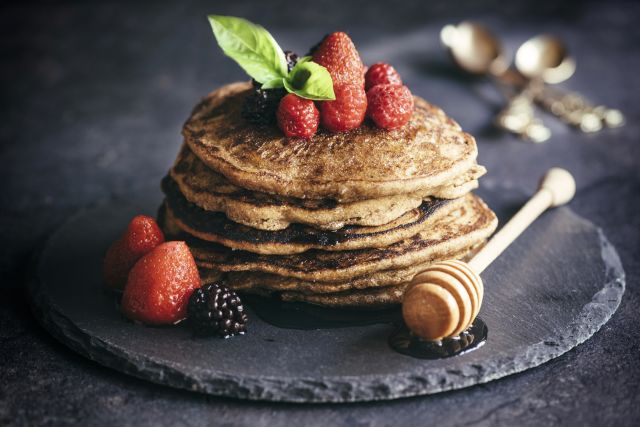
[365,63,403,91]
[103,215,165,290]
[320,83,367,132]
[277,93,320,138]
[121,241,201,325]
[187,282,248,338]
[312,32,364,87]
[366,84,414,130]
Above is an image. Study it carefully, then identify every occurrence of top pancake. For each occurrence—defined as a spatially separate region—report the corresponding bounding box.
[184,82,481,202]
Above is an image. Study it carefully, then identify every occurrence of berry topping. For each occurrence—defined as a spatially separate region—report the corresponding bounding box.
[320,83,367,132]
[187,282,248,338]
[121,241,201,325]
[365,63,403,91]
[312,32,364,87]
[241,50,299,125]
[277,93,320,138]
[242,86,287,125]
[284,50,299,72]
[366,84,414,130]
[103,215,165,290]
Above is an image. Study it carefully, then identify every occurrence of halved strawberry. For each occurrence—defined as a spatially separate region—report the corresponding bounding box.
[121,241,201,325]
[103,215,164,290]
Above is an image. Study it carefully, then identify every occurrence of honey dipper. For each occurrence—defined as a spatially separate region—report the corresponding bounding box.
[402,168,576,341]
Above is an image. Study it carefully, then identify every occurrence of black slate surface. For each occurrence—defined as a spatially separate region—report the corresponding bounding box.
[28,187,624,402]
[2,0,640,425]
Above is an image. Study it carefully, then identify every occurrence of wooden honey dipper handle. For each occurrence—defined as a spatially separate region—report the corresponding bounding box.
[402,168,575,341]
[468,168,576,274]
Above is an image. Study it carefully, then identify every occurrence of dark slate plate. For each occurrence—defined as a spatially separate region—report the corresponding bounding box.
[28,186,625,403]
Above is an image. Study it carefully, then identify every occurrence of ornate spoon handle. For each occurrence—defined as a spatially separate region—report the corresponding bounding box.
[532,85,625,132]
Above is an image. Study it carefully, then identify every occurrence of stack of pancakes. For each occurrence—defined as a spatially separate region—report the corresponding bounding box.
[159,82,498,308]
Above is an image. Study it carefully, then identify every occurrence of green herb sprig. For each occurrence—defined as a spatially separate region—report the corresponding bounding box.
[208,15,335,101]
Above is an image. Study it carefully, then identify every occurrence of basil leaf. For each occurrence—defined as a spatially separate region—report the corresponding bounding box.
[208,15,288,84]
[284,60,335,101]
[261,78,285,89]
[294,56,312,66]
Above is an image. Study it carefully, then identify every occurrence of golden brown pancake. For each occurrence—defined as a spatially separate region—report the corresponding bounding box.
[240,283,408,308]
[170,144,484,231]
[199,245,473,294]
[269,240,481,306]
[278,283,408,308]
[162,175,468,255]
[159,193,498,282]
[198,244,479,308]
[183,82,483,202]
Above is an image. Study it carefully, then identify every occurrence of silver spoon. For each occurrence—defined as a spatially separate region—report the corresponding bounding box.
[514,34,624,132]
[443,23,625,134]
[515,35,576,84]
[441,22,551,142]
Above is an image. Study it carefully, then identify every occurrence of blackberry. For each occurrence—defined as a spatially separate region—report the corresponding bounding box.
[242,50,299,125]
[284,50,298,72]
[242,87,286,125]
[187,282,248,338]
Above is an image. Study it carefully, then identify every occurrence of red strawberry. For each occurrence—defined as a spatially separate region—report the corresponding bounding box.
[103,215,164,290]
[277,93,320,138]
[366,84,414,130]
[121,241,201,325]
[312,32,364,87]
[320,83,367,132]
[365,63,403,91]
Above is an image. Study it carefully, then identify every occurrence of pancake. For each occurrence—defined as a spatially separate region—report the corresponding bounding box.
[160,193,498,282]
[198,243,480,308]
[162,175,467,255]
[246,243,483,307]
[279,285,406,308]
[199,244,475,294]
[183,82,483,202]
[171,144,484,231]
[199,244,479,308]
[239,283,408,308]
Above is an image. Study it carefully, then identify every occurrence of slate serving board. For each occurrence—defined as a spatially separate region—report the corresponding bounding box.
[28,187,625,403]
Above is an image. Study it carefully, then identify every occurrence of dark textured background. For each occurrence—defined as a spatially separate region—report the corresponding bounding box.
[1,0,639,425]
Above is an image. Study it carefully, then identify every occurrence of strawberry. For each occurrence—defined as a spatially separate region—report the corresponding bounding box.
[276,93,320,138]
[121,241,201,325]
[366,84,414,130]
[103,215,164,290]
[320,83,367,132]
[365,63,403,91]
[312,32,364,87]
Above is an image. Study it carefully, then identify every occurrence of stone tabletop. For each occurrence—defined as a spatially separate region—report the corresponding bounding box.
[1,0,639,426]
